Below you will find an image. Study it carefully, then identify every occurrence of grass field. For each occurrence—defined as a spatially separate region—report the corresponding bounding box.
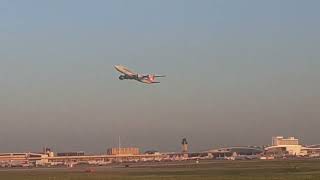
[1,160,320,180]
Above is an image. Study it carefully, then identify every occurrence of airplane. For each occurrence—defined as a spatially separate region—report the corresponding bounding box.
[114,65,165,84]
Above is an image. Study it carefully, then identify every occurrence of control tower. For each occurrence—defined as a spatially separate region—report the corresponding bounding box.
[182,138,188,155]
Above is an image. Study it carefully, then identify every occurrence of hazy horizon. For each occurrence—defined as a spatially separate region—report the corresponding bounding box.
[1,0,319,153]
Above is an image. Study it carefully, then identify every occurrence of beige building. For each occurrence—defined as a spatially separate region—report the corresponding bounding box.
[267,136,304,156]
[107,147,139,155]
[272,136,299,146]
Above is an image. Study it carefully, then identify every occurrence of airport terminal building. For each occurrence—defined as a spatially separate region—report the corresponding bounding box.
[265,136,303,156]
[265,136,320,157]
[107,147,140,155]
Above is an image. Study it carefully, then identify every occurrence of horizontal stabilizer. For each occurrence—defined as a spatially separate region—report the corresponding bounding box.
[154,75,166,77]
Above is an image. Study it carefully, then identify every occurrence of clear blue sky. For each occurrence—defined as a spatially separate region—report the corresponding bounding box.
[0,0,319,153]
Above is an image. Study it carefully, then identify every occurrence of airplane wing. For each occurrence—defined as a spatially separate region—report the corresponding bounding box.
[141,80,160,84]
[114,65,137,76]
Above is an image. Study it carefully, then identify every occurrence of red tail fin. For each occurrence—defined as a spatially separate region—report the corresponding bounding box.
[148,74,155,82]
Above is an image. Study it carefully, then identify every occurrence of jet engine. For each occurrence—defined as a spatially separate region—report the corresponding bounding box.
[119,75,125,80]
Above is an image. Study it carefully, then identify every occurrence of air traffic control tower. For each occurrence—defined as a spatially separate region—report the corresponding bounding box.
[182,138,188,158]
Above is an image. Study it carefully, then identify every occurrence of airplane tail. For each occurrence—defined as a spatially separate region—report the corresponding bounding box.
[149,74,155,82]
[141,74,165,83]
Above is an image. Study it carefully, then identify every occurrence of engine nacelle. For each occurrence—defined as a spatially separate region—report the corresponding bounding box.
[119,75,125,80]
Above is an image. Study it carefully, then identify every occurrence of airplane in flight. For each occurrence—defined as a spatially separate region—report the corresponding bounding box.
[114,65,165,84]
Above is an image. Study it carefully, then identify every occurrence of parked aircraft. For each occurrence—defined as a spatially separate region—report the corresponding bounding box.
[114,65,165,84]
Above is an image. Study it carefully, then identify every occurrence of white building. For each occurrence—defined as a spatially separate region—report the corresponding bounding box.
[272,136,299,146]
[266,136,305,156]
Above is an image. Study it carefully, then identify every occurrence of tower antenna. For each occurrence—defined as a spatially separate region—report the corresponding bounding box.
[118,136,121,154]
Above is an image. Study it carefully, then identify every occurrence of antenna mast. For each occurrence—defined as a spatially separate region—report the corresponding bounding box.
[118,136,121,154]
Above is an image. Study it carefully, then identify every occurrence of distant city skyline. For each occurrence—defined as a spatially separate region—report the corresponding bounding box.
[0,0,319,153]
